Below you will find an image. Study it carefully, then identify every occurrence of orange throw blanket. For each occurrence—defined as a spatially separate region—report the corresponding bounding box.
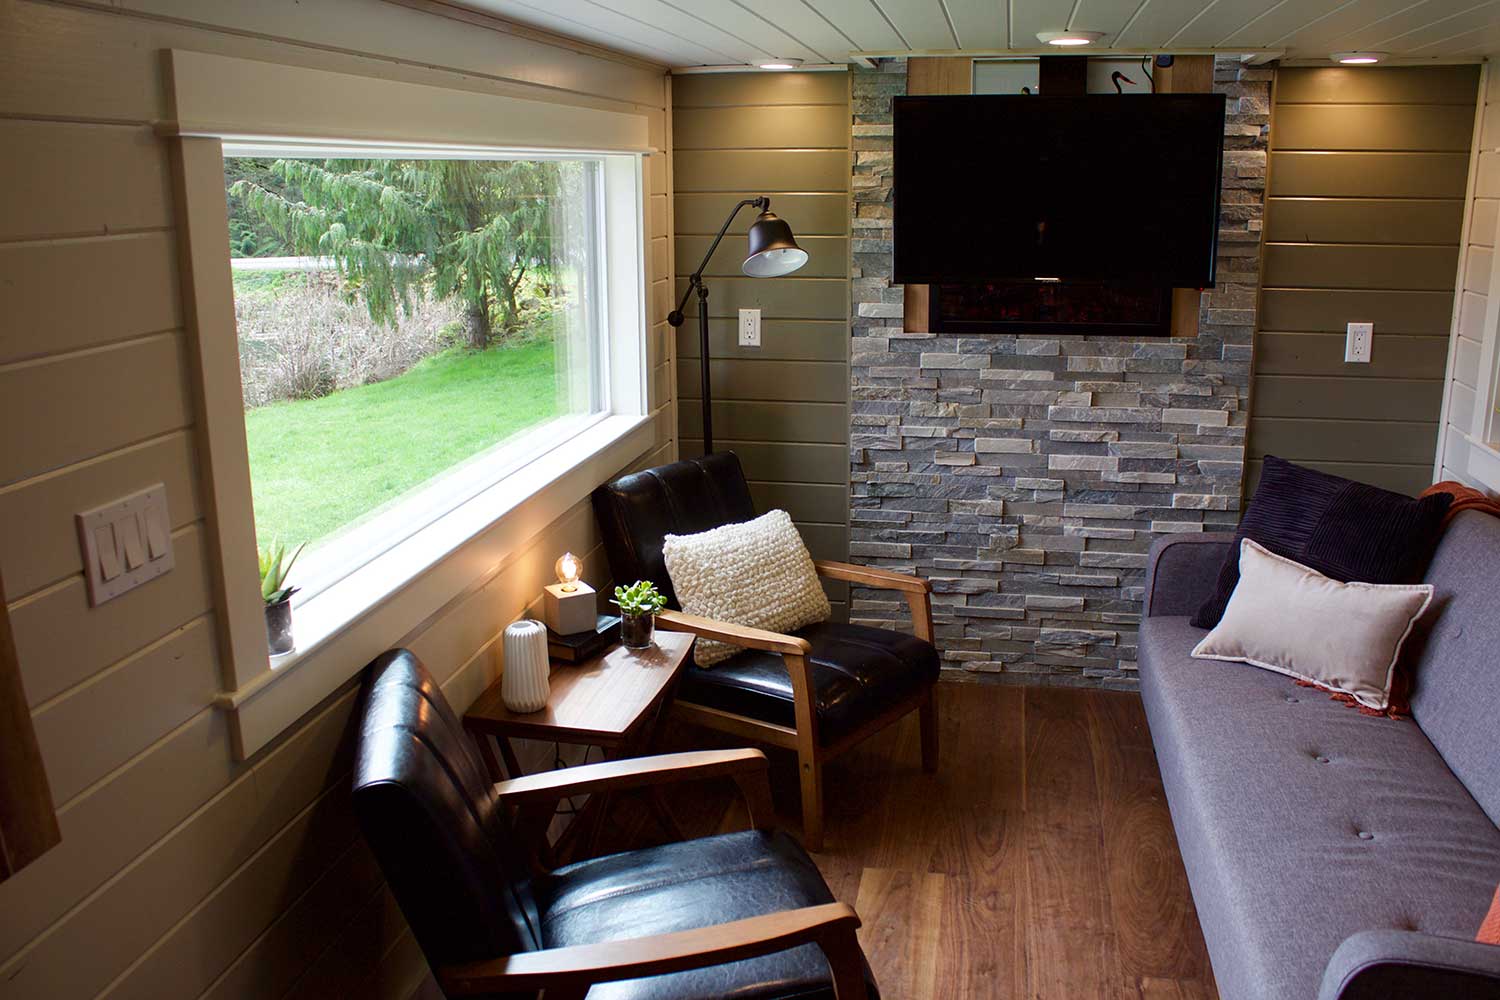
[1421,480,1500,526]
[1481,885,1500,945]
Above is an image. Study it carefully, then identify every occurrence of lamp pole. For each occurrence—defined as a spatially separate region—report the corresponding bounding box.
[667,196,805,455]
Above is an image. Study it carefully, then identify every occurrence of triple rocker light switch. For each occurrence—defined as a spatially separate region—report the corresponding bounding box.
[76,484,175,607]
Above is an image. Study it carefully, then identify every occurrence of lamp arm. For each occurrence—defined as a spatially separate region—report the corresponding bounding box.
[668,196,768,324]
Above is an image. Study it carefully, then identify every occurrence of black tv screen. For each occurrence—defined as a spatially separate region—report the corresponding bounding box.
[892,94,1226,287]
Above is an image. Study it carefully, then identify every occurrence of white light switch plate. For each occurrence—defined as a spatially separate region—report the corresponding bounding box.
[77,485,174,607]
[1345,322,1373,363]
[738,308,761,347]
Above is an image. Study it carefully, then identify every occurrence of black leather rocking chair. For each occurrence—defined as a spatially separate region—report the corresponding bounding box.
[592,452,940,851]
[353,649,878,1000]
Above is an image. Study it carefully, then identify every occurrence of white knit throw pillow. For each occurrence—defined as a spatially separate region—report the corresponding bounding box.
[662,509,830,667]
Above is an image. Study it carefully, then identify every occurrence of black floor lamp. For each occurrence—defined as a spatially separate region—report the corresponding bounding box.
[667,196,807,454]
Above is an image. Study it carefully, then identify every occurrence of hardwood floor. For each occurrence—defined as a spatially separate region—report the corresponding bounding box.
[599,682,1219,1000]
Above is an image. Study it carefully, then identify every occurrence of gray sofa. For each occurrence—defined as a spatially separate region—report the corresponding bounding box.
[1139,509,1500,1000]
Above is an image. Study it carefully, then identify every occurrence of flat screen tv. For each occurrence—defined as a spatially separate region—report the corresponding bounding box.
[892,94,1227,287]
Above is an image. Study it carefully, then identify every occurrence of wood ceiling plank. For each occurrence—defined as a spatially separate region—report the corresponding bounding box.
[1164,0,1282,47]
[739,0,866,61]
[942,0,1009,49]
[1112,0,1213,48]
[1217,0,1352,47]
[805,0,906,51]
[641,0,826,62]
[459,0,730,64]
[869,0,959,49]
[1369,0,1500,51]
[1271,0,1467,52]
[1069,0,1162,42]
[1010,0,1062,49]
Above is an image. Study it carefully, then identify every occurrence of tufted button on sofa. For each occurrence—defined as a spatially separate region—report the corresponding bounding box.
[1138,511,1500,1000]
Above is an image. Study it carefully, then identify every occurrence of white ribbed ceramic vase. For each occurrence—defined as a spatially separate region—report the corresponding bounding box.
[501,619,551,713]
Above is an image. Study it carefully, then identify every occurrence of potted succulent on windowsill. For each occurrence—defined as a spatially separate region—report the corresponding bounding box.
[611,580,667,650]
[259,541,306,656]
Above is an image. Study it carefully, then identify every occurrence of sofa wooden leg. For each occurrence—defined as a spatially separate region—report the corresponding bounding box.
[919,688,939,774]
[799,751,825,852]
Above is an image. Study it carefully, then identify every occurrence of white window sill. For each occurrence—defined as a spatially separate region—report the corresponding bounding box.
[215,412,654,759]
[1459,431,1500,493]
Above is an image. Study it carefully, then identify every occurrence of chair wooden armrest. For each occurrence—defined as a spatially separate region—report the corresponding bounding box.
[656,609,812,657]
[814,560,931,594]
[438,901,868,999]
[496,748,774,828]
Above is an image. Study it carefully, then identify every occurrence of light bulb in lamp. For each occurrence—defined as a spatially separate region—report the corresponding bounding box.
[543,551,595,635]
[555,552,582,593]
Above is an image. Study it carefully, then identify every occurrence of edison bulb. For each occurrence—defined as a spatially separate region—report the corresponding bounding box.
[554,552,581,593]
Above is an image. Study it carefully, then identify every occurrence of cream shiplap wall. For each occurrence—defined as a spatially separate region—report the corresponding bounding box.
[1249,64,1480,497]
[671,71,852,619]
[0,1,673,997]
[1437,63,1500,490]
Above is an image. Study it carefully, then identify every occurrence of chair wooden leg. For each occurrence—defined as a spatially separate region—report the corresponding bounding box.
[821,923,871,1000]
[919,687,939,774]
[799,749,825,852]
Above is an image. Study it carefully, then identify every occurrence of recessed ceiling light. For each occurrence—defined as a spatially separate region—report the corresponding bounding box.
[1332,51,1386,64]
[1036,30,1104,46]
[759,58,803,70]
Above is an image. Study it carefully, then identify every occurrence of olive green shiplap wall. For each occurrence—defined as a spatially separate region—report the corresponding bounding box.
[672,71,852,618]
[1249,64,1480,496]
[0,2,672,998]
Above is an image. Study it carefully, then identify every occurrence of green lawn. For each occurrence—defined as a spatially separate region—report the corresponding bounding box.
[245,339,558,550]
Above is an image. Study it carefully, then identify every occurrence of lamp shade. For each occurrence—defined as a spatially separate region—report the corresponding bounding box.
[742,210,808,277]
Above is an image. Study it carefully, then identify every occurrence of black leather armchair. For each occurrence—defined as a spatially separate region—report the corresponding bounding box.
[592,452,940,850]
[353,649,878,1000]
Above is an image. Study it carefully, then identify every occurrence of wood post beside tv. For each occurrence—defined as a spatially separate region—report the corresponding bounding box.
[1158,55,1214,339]
[900,53,1215,339]
[902,56,973,334]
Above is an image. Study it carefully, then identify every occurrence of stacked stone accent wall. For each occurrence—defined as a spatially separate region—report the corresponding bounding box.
[849,58,1270,688]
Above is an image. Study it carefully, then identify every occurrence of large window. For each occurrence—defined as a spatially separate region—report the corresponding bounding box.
[225,148,611,604]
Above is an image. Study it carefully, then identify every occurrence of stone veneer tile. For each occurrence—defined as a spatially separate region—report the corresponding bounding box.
[847,59,1263,689]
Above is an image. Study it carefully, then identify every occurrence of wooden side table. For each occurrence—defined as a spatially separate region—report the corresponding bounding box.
[464,631,694,859]
[463,630,694,782]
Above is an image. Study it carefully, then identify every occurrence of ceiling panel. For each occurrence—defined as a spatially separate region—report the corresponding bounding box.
[1070,0,1160,42]
[1167,0,1284,47]
[661,0,829,62]
[446,0,1500,66]
[459,0,729,63]
[804,0,906,50]
[868,0,957,49]
[1337,0,1500,50]
[942,0,1008,49]
[1219,0,1356,48]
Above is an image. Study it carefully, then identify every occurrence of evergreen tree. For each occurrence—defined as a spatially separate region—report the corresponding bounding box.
[230,158,563,348]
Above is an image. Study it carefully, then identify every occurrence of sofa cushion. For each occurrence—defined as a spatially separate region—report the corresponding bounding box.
[675,621,938,747]
[1140,615,1500,1000]
[535,829,879,1000]
[1408,510,1500,827]
[1191,455,1450,630]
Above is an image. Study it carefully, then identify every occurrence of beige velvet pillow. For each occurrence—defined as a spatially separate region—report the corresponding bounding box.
[1191,538,1434,711]
[662,509,830,667]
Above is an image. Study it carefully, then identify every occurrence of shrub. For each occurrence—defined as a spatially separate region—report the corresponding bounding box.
[235,272,464,407]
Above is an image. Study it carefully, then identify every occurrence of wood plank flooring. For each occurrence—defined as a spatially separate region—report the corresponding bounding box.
[601,682,1219,1000]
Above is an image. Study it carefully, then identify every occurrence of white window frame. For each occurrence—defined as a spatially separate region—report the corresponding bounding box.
[223,141,619,608]
[163,50,656,759]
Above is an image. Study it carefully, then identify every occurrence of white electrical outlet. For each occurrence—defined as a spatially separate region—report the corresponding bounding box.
[1345,322,1373,363]
[738,308,761,347]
